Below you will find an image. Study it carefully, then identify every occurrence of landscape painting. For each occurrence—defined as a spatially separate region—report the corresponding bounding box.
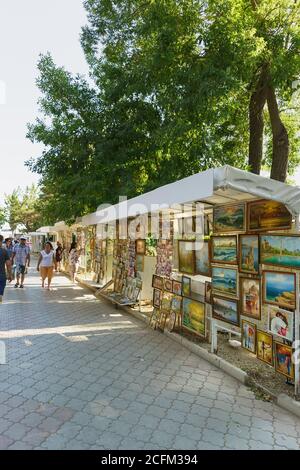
[182,276,191,297]
[213,203,245,233]
[275,342,295,380]
[211,236,237,265]
[242,320,257,354]
[212,296,239,326]
[260,235,300,269]
[182,298,206,337]
[161,292,173,313]
[240,277,261,320]
[239,234,259,274]
[212,266,238,298]
[178,240,195,275]
[263,271,296,310]
[268,307,294,342]
[248,199,292,232]
[195,240,211,276]
[256,330,273,366]
[171,295,182,315]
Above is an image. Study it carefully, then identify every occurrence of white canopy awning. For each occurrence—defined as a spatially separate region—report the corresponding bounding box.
[80,165,300,226]
[36,226,57,234]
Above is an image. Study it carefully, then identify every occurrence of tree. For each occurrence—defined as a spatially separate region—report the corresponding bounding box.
[0,206,5,228]
[4,186,45,233]
[4,190,23,234]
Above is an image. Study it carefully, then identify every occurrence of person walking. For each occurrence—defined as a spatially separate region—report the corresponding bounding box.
[55,241,64,272]
[0,235,13,303]
[37,242,55,290]
[11,236,31,288]
[68,242,81,284]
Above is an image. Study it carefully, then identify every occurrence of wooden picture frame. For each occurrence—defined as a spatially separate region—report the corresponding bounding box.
[239,234,260,275]
[268,306,294,343]
[195,240,211,276]
[172,280,182,296]
[241,320,257,354]
[153,288,162,308]
[213,203,246,234]
[211,265,238,299]
[211,235,237,265]
[263,270,296,310]
[178,240,195,275]
[260,234,300,270]
[136,239,146,255]
[274,342,295,379]
[161,291,173,313]
[182,297,206,337]
[152,275,164,290]
[164,278,173,293]
[256,330,273,366]
[240,276,261,320]
[212,296,239,326]
[182,276,192,297]
[247,199,292,232]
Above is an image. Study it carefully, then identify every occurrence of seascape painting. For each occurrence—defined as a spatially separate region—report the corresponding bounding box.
[211,236,237,264]
[195,240,211,276]
[240,277,261,320]
[213,203,245,233]
[239,234,259,274]
[263,271,296,309]
[212,266,238,297]
[248,199,292,232]
[178,240,195,275]
[275,342,295,379]
[256,330,273,366]
[242,320,256,354]
[182,298,206,337]
[260,235,300,269]
[212,297,239,326]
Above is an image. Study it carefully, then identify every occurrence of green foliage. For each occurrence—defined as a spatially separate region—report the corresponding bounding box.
[4,185,45,233]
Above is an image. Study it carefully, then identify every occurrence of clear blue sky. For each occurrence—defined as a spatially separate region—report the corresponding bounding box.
[0,0,89,204]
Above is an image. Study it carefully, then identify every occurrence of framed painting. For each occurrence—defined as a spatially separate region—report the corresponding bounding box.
[247,199,292,232]
[260,234,300,269]
[239,234,259,274]
[164,278,173,293]
[205,281,212,304]
[165,311,177,332]
[240,277,261,320]
[153,288,162,308]
[274,342,295,379]
[149,308,160,330]
[182,297,206,337]
[212,296,239,326]
[178,240,195,275]
[256,330,273,366]
[136,239,146,255]
[241,320,257,354]
[182,276,192,297]
[152,275,164,290]
[161,291,173,313]
[211,266,238,298]
[171,295,182,315]
[211,236,237,265]
[135,254,144,273]
[263,271,296,310]
[213,203,246,234]
[195,240,211,276]
[268,307,294,342]
[172,280,182,296]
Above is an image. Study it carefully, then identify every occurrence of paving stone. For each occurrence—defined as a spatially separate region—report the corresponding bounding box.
[5,423,30,440]
[225,434,250,450]
[273,433,299,449]
[202,429,225,447]
[0,435,14,450]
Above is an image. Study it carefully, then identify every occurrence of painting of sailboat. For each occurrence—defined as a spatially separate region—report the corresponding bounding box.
[260,235,300,269]
[212,266,238,298]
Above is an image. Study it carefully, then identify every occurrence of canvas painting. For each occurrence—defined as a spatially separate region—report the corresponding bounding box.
[211,236,237,264]
[263,271,296,310]
[161,292,173,313]
[153,289,162,308]
[213,203,245,233]
[240,277,261,320]
[212,266,238,298]
[171,295,182,315]
[135,254,144,272]
[182,276,191,297]
[275,342,295,379]
[248,199,292,232]
[239,234,259,274]
[195,240,211,276]
[178,240,195,275]
[205,281,212,304]
[260,235,300,269]
[212,296,239,326]
[164,278,173,293]
[182,298,206,337]
[256,330,273,366]
[242,320,257,354]
[172,280,182,296]
[152,275,164,290]
[268,307,294,342]
[136,239,146,255]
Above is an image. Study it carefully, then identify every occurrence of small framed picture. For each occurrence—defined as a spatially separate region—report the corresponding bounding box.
[182,276,191,297]
[172,280,182,296]
[153,289,162,308]
[241,320,257,354]
[211,235,238,265]
[256,330,273,366]
[136,239,146,255]
[152,275,164,290]
[164,278,173,293]
[268,306,294,342]
[274,342,295,380]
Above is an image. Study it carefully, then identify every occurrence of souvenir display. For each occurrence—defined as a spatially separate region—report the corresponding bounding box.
[204,281,212,304]
[165,311,177,332]
[213,203,245,233]
[164,278,173,293]
[152,275,164,290]
[135,254,144,273]
[260,234,300,269]
[211,266,238,298]
[178,240,195,275]
[263,271,296,310]
[136,239,146,255]
[182,298,206,337]
[170,295,182,315]
[239,234,259,274]
[153,289,162,308]
[156,240,173,277]
[211,236,237,265]
[182,276,192,297]
[268,307,294,342]
[256,330,273,366]
[274,342,295,380]
[248,199,292,232]
[128,240,136,277]
[161,291,173,313]
[149,308,160,330]
[240,277,261,320]
[195,240,211,276]
[172,280,182,296]
[212,296,239,326]
[242,320,257,354]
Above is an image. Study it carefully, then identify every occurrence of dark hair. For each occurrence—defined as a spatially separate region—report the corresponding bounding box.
[0,235,3,243]
[45,241,53,250]
[69,241,77,253]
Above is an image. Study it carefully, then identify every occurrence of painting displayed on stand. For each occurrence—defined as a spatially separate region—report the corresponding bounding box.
[248,200,292,232]
[164,278,173,293]
[171,295,182,315]
[239,234,259,274]
[211,236,237,264]
[152,275,164,290]
[240,277,261,320]
[182,298,206,337]
[263,271,296,310]
[213,203,245,233]
[260,234,300,269]
[242,320,257,354]
[172,280,182,296]
[161,292,173,313]
[274,342,295,380]
[212,266,238,298]
[212,296,239,326]
[182,276,192,297]
[256,330,273,366]
[195,241,211,276]
[268,307,294,342]
[178,240,195,275]
[153,289,162,308]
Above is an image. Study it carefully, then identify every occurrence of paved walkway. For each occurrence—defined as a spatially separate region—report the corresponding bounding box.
[0,266,300,450]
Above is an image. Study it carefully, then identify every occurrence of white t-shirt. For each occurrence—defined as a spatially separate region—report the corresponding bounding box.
[40,250,54,267]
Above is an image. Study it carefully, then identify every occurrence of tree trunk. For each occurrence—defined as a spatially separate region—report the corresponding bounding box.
[267,86,289,182]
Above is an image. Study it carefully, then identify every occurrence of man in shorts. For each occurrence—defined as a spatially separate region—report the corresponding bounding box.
[11,236,31,288]
[0,235,13,303]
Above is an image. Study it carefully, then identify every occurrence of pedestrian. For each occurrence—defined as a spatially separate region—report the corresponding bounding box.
[11,235,31,288]
[0,235,13,303]
[37,242,55,290]
[55,241,64,272]
[68,242,81,284]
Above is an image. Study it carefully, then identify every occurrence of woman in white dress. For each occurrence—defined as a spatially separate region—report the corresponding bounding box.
[37,242,55,290]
